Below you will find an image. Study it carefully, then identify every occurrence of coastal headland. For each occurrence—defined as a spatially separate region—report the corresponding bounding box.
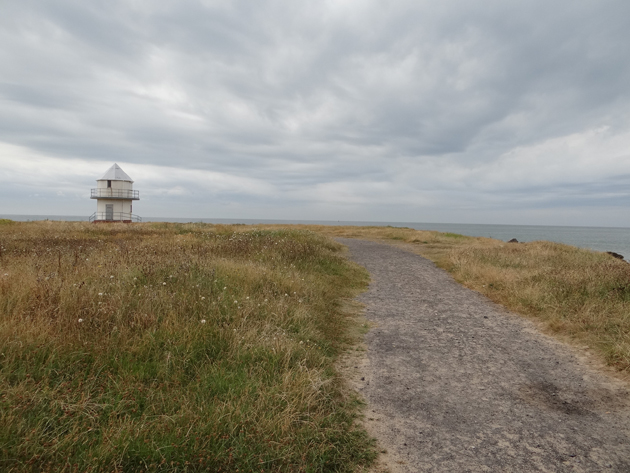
[1,219,629,471]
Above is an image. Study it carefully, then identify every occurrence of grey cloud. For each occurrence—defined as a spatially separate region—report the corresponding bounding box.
[1,0,630,224]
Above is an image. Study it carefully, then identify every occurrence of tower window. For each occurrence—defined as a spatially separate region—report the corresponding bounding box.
[107,180,112,188]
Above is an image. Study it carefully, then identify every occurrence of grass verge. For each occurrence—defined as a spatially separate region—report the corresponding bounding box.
[0,221,375,472]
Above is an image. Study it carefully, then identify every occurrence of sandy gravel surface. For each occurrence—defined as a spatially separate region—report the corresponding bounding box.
[338,238,630,473]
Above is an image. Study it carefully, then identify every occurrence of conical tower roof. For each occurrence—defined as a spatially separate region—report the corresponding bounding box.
[98,163,134,182]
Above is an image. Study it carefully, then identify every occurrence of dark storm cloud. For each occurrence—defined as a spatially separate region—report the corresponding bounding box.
[2,0,630,224]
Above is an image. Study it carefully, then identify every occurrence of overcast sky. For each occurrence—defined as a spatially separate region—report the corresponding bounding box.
[2,0,630,226]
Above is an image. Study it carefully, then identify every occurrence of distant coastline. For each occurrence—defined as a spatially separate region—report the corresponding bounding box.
[2,214,629,259]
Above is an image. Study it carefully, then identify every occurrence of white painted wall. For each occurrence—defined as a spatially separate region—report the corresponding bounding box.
[96,200,131,214]
[96,179,133,191]
[93,177,136,221]
[96,199,132,220]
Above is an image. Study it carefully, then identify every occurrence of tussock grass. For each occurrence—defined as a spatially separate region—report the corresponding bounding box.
[303,225,630,374]
[0,221,375,472]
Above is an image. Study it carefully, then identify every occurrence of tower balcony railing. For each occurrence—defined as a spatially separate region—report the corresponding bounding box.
[91,189,140,200]
[89,212,142,223]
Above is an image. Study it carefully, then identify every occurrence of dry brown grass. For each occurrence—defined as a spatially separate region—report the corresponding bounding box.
[0,220,375,472]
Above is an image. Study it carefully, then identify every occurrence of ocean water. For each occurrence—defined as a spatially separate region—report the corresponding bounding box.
[2,214,629,260]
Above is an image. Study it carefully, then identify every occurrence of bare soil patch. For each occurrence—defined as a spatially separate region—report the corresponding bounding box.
[339,238,630,472]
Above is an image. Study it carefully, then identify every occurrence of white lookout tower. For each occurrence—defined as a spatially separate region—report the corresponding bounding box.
[89,164,141,223]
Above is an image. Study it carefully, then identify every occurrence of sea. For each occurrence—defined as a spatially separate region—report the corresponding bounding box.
[2,214,630,261]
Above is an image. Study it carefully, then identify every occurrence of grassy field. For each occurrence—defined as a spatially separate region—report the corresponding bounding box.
[3,219,629,472]
[0,221,375,472]
[301,224,630,375]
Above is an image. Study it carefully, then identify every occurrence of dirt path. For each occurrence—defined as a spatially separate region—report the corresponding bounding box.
[338,238,630,473]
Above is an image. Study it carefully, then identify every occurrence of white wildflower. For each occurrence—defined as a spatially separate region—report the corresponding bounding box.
[78,318,83,323]
[200,319,206,324]
[201,296,205,300]
[163,282,167,285]
[98,293,103,296]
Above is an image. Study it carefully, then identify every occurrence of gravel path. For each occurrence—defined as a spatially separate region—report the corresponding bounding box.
[338,238,630,473]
